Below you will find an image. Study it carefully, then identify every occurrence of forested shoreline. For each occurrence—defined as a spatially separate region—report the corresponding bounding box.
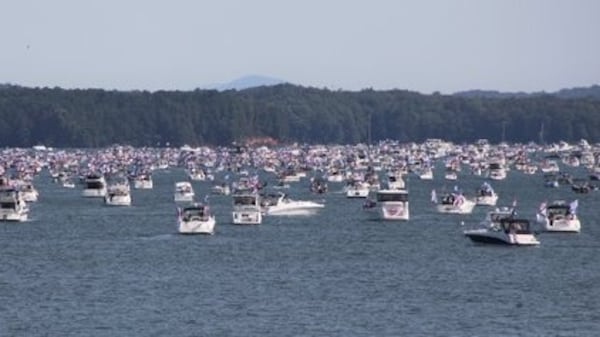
[1,84,599,147]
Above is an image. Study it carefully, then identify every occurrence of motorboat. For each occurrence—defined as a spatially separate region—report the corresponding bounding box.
[536,200,581,232]
[262,192,324,216]
[464,208,540,246]
[174,181,195,202]
[232,193,262,225]
[0,188,29,222]
[104,182,132,206]
[211,183,231,195]
[132,174,153,189]
[370,189,409,221]
[177,203,215,234]
[418,166,434,180]
[386,171,406,190]
[488,162,507,180]
[475,182,498,206]
[524,164,538,175]
[444,169,458,181]
[18,182,39,202]
[540,160,560,174]
[82,174,107,198]
[434,190,476,214]
[187,168,206,181]
[326,169,345,183]
[345,180,370,198]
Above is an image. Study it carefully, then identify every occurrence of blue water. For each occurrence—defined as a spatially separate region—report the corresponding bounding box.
[2,166,600,336]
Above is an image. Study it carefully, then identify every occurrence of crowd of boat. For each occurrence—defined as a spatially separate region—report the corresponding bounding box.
[1,138,595,245]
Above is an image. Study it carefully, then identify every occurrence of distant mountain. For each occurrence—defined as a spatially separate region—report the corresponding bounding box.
[203,75,286,91]
[454,85,600,100]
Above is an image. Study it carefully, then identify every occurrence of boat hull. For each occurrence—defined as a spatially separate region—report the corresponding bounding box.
[464,230,540,246]
[232,210,262,225]
[437,200,476,214]
[104,195,132,206]
[0,212,28,222]
[178,217,215,234]
[82,188,107,198]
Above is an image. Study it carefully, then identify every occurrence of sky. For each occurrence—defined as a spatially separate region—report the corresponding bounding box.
[1,0,599,93]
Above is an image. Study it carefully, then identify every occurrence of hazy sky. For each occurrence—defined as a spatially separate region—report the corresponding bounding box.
[1,0,599,93]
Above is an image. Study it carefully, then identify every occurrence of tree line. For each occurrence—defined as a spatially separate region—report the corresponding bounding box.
[1,84,599,147]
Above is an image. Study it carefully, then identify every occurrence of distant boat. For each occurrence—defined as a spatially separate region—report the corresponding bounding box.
[369,189,409,221]
[232,193,262,225]
[0,188,29,222]
[177,203,215,234]
[174,181,195,202]
[262,192,324,216]
[434,191,476,214]
[464,208,540,246]
[82,174,107,198]
[536,200,581,232]
[104,182,132,206]
[475,182,498,206]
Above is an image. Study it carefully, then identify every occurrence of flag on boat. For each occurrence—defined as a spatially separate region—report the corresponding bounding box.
[453,194,464,206]
[538,201,547,215]
[176,207,182,219]
[431,189,437,203]
[512,198,518,208]
[569,199,578,214]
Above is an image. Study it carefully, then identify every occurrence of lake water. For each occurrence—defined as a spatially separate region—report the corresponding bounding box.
[1,165,600,336]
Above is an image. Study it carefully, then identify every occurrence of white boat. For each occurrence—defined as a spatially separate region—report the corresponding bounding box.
[540,160,560,174]
[174,181,195,202]
[524,164,538,175]
[177,203,215,234]
[263,192,324,216]
[419,167,434,180]
[475,182,498,206]
[464,208,540,246]
[211,183,231,196]
[82,174,107,198]
[434,191,476,214]
[488,162,507,180]
[386,171,405,190]
[444,170,458,181]
[0,188,29,222]
[536,200,581,232]
[104,183,132,206]
[345,180,370,198]
[326,170,345,183]
[187,168,206,181]
[232,193,262,225]
[373,189,409,221]
[62,179,75,188]
[132,174,153,189]
[18,182,39,202]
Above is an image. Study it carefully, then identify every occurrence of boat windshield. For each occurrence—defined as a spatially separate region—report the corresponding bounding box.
[547,205,569,217]
[500,219,531,234]
[377,192,408,202]
[233,195,258,206]
[86,181,104,189]
[183,208,208,220]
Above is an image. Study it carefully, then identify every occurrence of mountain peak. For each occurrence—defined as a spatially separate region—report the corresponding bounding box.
[203,75,286,91]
